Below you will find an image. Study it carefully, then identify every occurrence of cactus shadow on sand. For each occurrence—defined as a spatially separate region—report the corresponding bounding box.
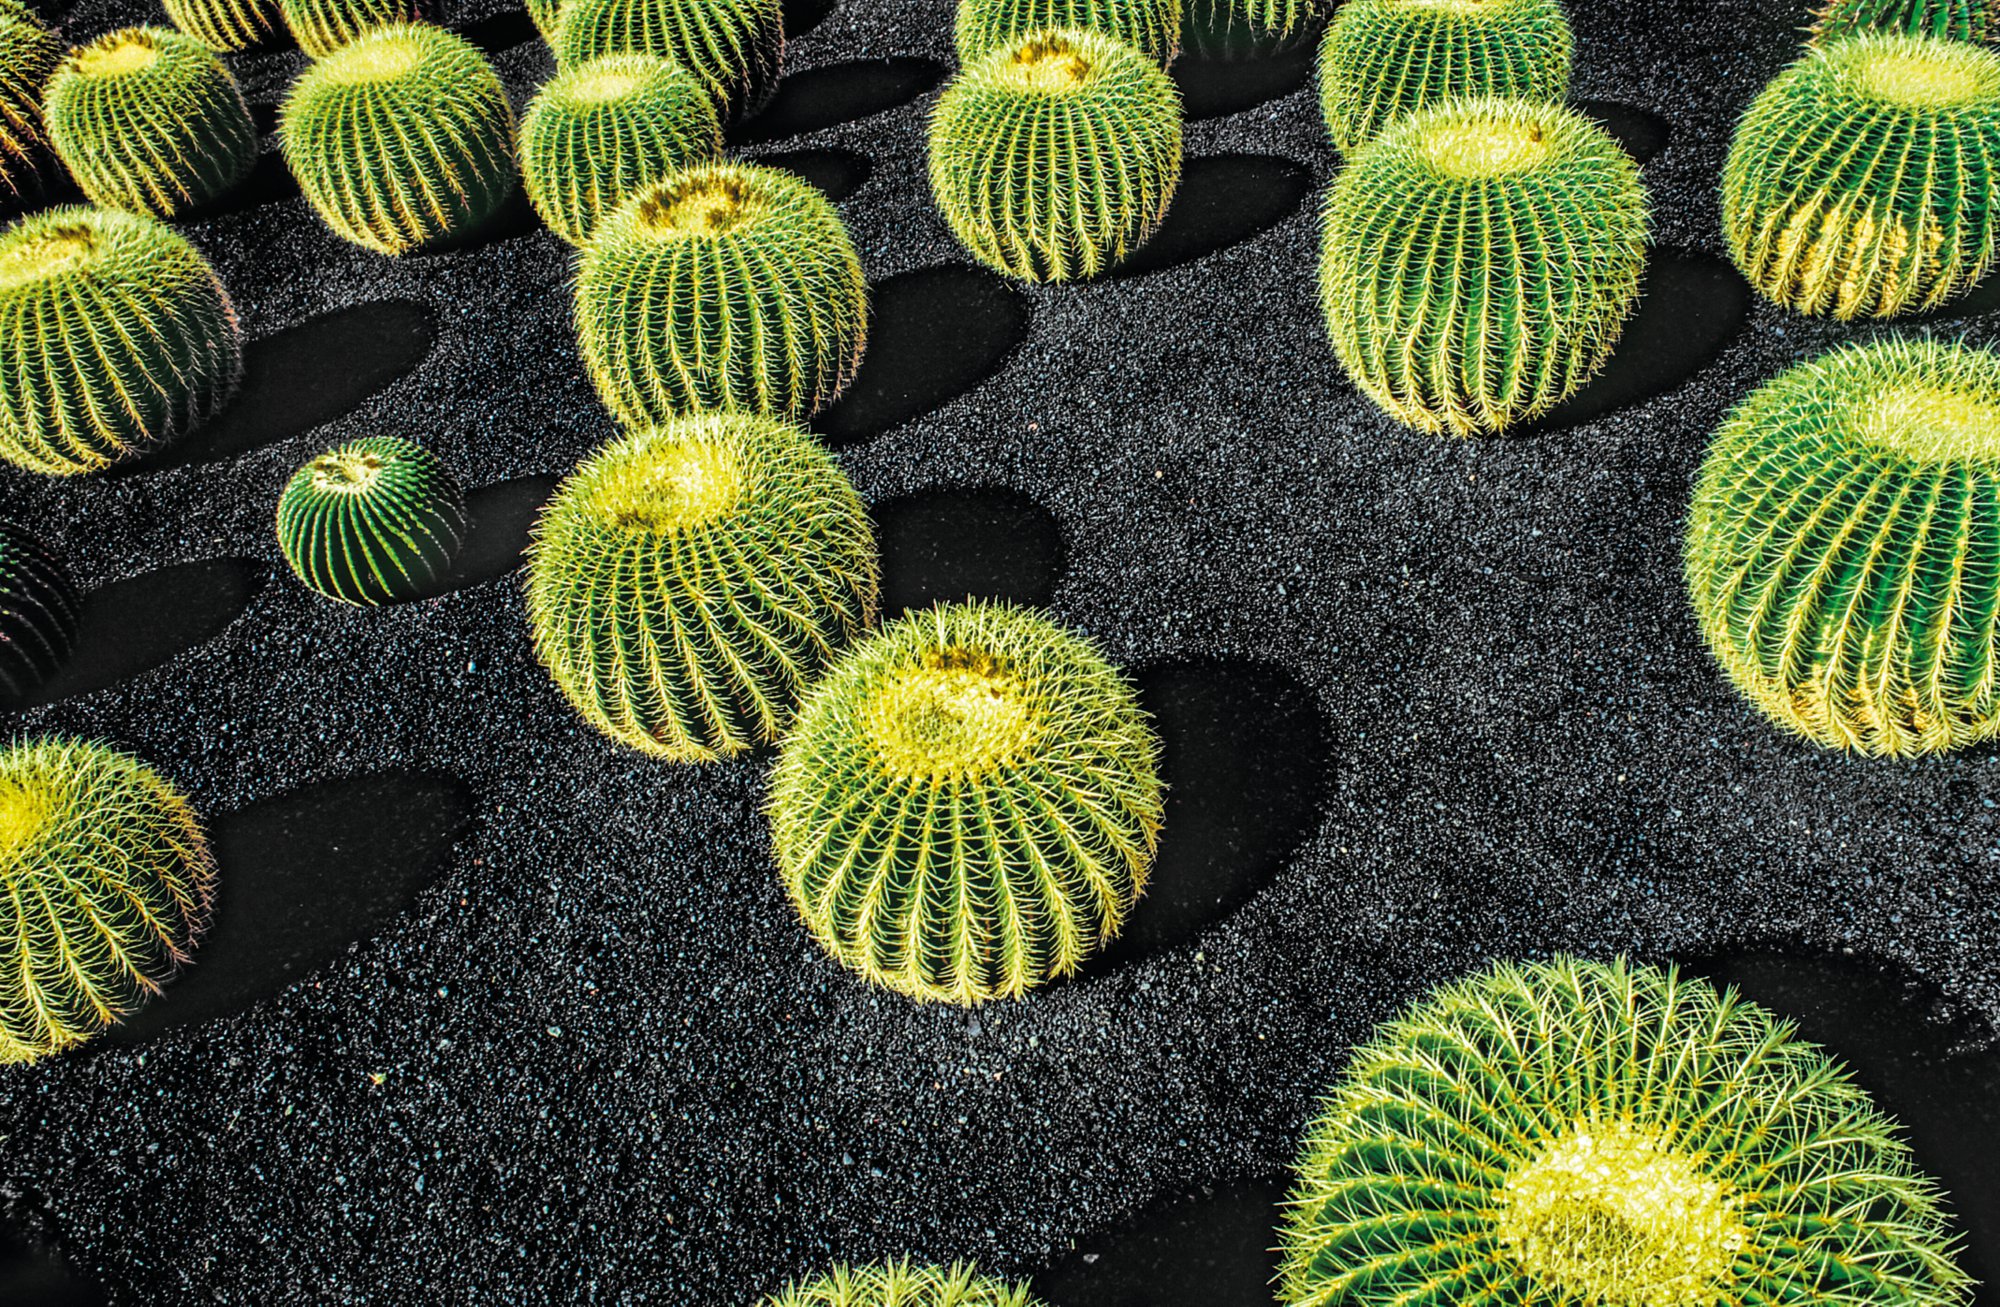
[1174,43,1316,121]
[1110,154,1312,280]
[394,473,563,603]
[1034,1178,1287,1307]
[752,146,871,202]
[730,56,945,146]
[1575,99,1671,166]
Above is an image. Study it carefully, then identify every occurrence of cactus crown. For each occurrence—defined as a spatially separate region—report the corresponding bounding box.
[764,1261,1041,1307]
[551,0,785,118]
[569,428,745,529]
[1848,31,1995,102]
[956,0,1183,67]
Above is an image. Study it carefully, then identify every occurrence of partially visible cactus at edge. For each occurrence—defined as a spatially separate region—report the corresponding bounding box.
[956,0,1184,67]
[0,0,60,200]
[163,0,284,52]
[552,0,785,119]
[762,1262,1043,1307]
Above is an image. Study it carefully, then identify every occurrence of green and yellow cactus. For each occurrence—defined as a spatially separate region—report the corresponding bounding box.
[1813,0,1995,43]
[0,0,60,200]
[769,600,1165,1006]
[1280,955,1973,1307]
[0,738,217,1065]
[1182,0,1327,59]
[576,161,867,424]
[276,436,469,606]
[928,27,1183,282]
[527,0,564,41]
[43,26,256,218]
[279,0,422,57]
[1319,97,1648,436]
[0,519,79,704]
[1724,33,2000,319]
[552,0,785,118]
[525,413,878,761]
[163,0,284,52]
[1687,337,2000,756]
[280,23,517,256]
[955,0,1184,67]
[763,1262,1041,1307]
[1317,0,1573,155]
[0,205,241,476]
[520,52,721,247]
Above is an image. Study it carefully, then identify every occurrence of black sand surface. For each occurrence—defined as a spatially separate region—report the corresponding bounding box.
[2,0,1999,1301]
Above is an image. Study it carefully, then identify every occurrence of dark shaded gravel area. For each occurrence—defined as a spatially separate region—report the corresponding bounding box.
[2,0,1998,1301]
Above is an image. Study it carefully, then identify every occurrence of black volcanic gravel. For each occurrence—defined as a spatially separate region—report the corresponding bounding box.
[3,0,2000,1301]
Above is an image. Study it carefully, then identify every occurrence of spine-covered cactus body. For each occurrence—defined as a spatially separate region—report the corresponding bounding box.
[281,23,517,255]
[0,738,216,1064]
[769,600,1165,1006]
[277,436,469,606]
[164,0,283,52]
[576,162,867,424]
[1317,0,1573,154]
[279,0,422,57]
[0,0,59,199]
[763,1262,1042,1307]
[520,53,722,246]
[0,519,79,704]
[1813,0,1994,43]
[1183,0,1327,60]
[1688,337,2000,756]
[526,413,878,762]
[552,0,784,119]
[928,27,1183,282]
[527,0,564,40]
[1319,98,1648,436]
[44,26,256,217]
[956,0,1184,67]
[0,205,241,475]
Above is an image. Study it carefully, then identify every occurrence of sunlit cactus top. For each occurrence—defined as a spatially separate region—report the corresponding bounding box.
[279,0,423,57]
[552,0,785,118]
[1280,955,1972,1307]
[1813,0,1995,43]
[0,0,59,198]
[955,0,1184,67]
[762,1262,1042,1307]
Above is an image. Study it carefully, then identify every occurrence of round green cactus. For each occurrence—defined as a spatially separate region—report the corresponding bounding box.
[576,161,867,425]
[0,737,216,1065]
[0,0,60,200]
[527,0,564,40]
[520,53,721,247]
[769,600,1165,1006]
[1183,0,1327,59]
[163,0,283,52]
[1723,33,2000,320]
[0,519,79,704]
[43,26,256,218]
[1280,955,1973,1307]
[928,28,1184,282]
[279,0,422,57]
[1317,0,1573,155]
[1319,97,1648,436]
[955,0,1184,67]
[763,1262,1042,1307]
[1813,0,1994,44]
[276,436,469,606]
[552,0,785,119]
[0,205,241,476]
[1687,337,2000,756]
[525,413,878,762]
[280,23,517,256]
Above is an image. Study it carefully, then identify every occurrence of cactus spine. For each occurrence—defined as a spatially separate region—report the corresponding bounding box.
[1724,33,2000,319]
[1280,956,1973,1307]
[1319,97,1649,436]
[928,27,1184,282]
[955,0,1184,67]
[525,413,878,761]
[1182,0,1328,59]
[763,1262,1042,1307]
[0,738,216,1065]
[279,0,423,57]
[576,161,868,424]
[1317,0,1573,155]
[163,0,283,52]
[276,436,469,606]
[0,205,241,476]
[552,0,785,118]
[528,0,564,40]
[520,53,722,247]
[769,600,1165,1006]
[43,26,256,218]
[0,519,79,704]
[0,0,59,200]
[280,23,517,256]
[1813,0,1995,44]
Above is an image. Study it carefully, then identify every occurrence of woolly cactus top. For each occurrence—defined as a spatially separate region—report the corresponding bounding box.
[1834,28,2000,104]
[310,24,435,84]
[67,27,166,78]
[981,28,1120,96]
[0,205,197,296]
[568,427,748,532]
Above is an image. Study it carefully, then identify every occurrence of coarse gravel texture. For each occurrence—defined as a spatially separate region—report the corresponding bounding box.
[2,0,1998,1302]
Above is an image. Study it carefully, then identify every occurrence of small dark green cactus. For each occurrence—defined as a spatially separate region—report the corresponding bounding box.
[576,161,868,425]
[769,600,1165,1006]
[552,0,785,119]
[276,436,469,606]
[1813,0,1994,43]
[1183,0,1328,59]
[279,0,422,57]
[0,205,241,476]
[1319,97,1648,436]
[1724,33,2000,319]
[1687,337,2000,756]
[0,737,216,1065]
[1317,0,1573,155]
[163,0,283,52]
[520,52,722,247]
[763,1262,1042,1307]
[1280,956,1973,1307]
[525,413,878,761]
[0,0,60,200]
[43,26,256,218]
[280,23,517,256]
[928,27,1184,282]
[0,519,79,705]
[956,0,1184,67]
